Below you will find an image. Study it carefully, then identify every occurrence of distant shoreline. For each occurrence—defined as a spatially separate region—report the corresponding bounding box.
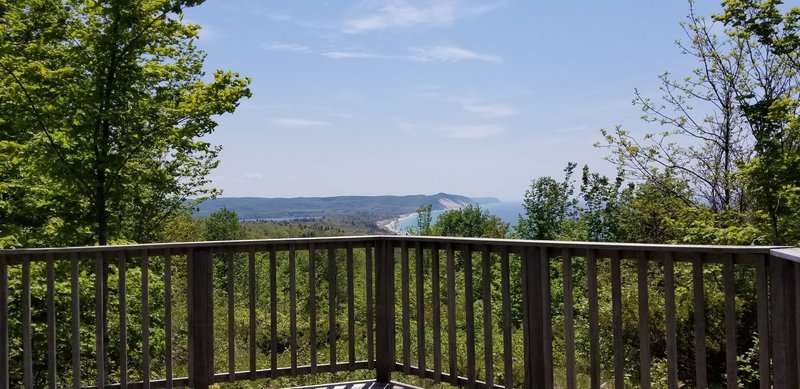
[376,201,469,233]
[376,213,413,234]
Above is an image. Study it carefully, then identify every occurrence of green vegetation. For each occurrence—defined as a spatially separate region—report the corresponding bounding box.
[0,0,251,247]
[1,0,799,388]
[193,193,483,221]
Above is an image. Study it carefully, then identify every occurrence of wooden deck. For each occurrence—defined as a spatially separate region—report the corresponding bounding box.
[289,380,422,389]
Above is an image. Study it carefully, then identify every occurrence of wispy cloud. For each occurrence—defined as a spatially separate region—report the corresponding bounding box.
[456,96,517,117]
[441,124,504,139]
[271,118,331,128]
[240,172,264,180]
[263,41,311,53]
[267,12,292,22]
[321,51,388,60]
[410,46,501,63]
[343,0,504,34]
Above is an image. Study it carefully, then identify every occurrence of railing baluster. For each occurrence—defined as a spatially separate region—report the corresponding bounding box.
[562,248,575,389]
[664,252,678,389]
[432,243,442,381]
[248,246,256,379]
[693,255,708,388]
[0,254,7,389]
[769,253,798,388]
[401,240,410,374]
[309,244,318,372]
[611,251,624,389]
[756,255,770,389]
[500,247,512,389]
[141,250,150,389]
[446,243,458,386]
[637,251,651,389]
[464,244,476,388]
[347,243,355,370]
[723,254,737,389]
[94,252,105,389]
[119,252,128,388]
[541,246,553,389]
[365,242,374,370]
[22,257,31,388]
[46,254,56,389]
[587,249,600,389]
[290,245,298,375]
[415,241,426,377]
[165,250,173,389]
[328,246,337,371]
[376,239,395,383]
[270,246,278,378]
[228,248,236,382]
[189,248,213,389]
[482,246,493,388]
[795,263,800,387]
[70,253,80,389]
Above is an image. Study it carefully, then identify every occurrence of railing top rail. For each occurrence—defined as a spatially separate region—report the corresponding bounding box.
[0,234,790,256]
[771,247,800,263]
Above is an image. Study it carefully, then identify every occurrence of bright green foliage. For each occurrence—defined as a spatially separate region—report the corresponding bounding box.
[204,208,245,242]
[515,163,577,240]
[405,204,433,236]
[432,204,509,238]
[0,0,251,247]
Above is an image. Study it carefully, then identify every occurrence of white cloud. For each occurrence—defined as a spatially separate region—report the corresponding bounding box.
[263,41,311,53]
[267,12,292,22]
[343,0,504,33]
[441,124,504,139]
[322,51,388,60]
[240,172,264,180]
[456,96,517,117]
[271,117,331,128]
[410,46,501,63]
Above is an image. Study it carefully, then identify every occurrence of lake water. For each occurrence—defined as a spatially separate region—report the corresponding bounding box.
[395,201,525,234]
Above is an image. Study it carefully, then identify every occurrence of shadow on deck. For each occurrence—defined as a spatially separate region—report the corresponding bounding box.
[290,380,422,389]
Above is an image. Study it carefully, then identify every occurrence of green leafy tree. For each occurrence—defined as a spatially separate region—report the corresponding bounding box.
[0,0,251,246]
[405,204,433,236]
[203,207,245,241]
[515,162,577,240]
[716,0,800,244]
[432,204,509,238]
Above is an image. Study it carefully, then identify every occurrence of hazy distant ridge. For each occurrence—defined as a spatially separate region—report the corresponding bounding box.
[194,193,498,220]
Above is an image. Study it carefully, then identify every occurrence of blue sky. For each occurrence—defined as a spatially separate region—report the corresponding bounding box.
[184,0,724,201]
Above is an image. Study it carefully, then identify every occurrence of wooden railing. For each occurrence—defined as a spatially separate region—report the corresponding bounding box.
[0,236,798,388]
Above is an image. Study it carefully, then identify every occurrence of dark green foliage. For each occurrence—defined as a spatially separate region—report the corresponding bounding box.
[432,204,509,239]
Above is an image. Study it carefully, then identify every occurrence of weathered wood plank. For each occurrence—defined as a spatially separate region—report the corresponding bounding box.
[46,254,57,389]
[664,252,678,389]
[347,243,355,370]
[562,248,575,389]
[481,246,493,388]
[637,252,651,389]
[415,241,426,377]
[309,244,318,372]
[401,240,410,374]
[165,250,173,389]
[431,243,442,381]
[611,251,624,389]
[587,249,600,389]
[118,252,128,388]
[500,247,512,389]
[464,245,476,388]
[693,256,707,389]
[724,254,737,389]
[447,243,458,386]
[141,250,150,389]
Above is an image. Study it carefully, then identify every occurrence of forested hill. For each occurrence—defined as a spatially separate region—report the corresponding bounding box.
[194,193,499,220]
